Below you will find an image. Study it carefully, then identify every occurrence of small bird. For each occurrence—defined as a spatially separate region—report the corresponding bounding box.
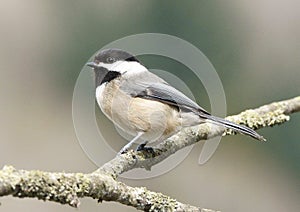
[86,49,265,154]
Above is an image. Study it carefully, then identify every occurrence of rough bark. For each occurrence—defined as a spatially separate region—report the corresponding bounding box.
[1,96,299,212]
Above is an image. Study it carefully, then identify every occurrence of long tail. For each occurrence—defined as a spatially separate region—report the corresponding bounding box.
[203,114,266,141]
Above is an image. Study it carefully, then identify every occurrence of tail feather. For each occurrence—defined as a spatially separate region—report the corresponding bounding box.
[203,114,266,141]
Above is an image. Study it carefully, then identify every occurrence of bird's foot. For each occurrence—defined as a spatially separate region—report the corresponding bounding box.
[136,143,155,154]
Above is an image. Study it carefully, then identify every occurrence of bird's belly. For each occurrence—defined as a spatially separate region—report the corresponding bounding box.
[126,97,182,141]
[96,86,182,142]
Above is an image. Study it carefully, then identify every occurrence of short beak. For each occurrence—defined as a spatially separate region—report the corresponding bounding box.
[86,61,97,68]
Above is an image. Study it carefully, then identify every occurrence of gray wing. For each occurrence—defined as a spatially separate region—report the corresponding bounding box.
[120,72,210,116]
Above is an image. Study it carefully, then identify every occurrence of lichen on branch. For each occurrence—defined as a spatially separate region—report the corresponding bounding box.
[1,96,299,212]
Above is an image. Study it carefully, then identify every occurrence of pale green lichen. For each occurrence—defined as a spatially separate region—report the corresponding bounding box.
[0,166,94,207]
[0,166,20,190]
[225,107,290,138]
[196,124,211,140]
[143,189,177,212]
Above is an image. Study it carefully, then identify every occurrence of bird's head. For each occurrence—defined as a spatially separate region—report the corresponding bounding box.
[86,49,145,86]
[86,48,141,72]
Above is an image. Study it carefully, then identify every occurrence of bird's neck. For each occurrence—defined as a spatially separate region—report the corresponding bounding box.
[94,67,121,87]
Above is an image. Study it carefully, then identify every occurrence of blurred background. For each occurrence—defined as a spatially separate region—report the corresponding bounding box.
[0,0,299,211]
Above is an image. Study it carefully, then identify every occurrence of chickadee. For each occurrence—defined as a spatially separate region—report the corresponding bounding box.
[86,49,265,154]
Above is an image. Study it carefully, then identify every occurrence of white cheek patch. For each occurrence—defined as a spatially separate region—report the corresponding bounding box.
[95,83,106,110]
[98,61,148,77]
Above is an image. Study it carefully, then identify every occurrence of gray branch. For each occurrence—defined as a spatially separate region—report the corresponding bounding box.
[98,96,300,177]
[0,166,216,212]
[1,96,299,212]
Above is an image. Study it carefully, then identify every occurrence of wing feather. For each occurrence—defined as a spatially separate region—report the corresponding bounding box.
[119,72,210,116]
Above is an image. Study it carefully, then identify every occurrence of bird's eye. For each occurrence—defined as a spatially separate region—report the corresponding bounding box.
[106,57,116,63]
